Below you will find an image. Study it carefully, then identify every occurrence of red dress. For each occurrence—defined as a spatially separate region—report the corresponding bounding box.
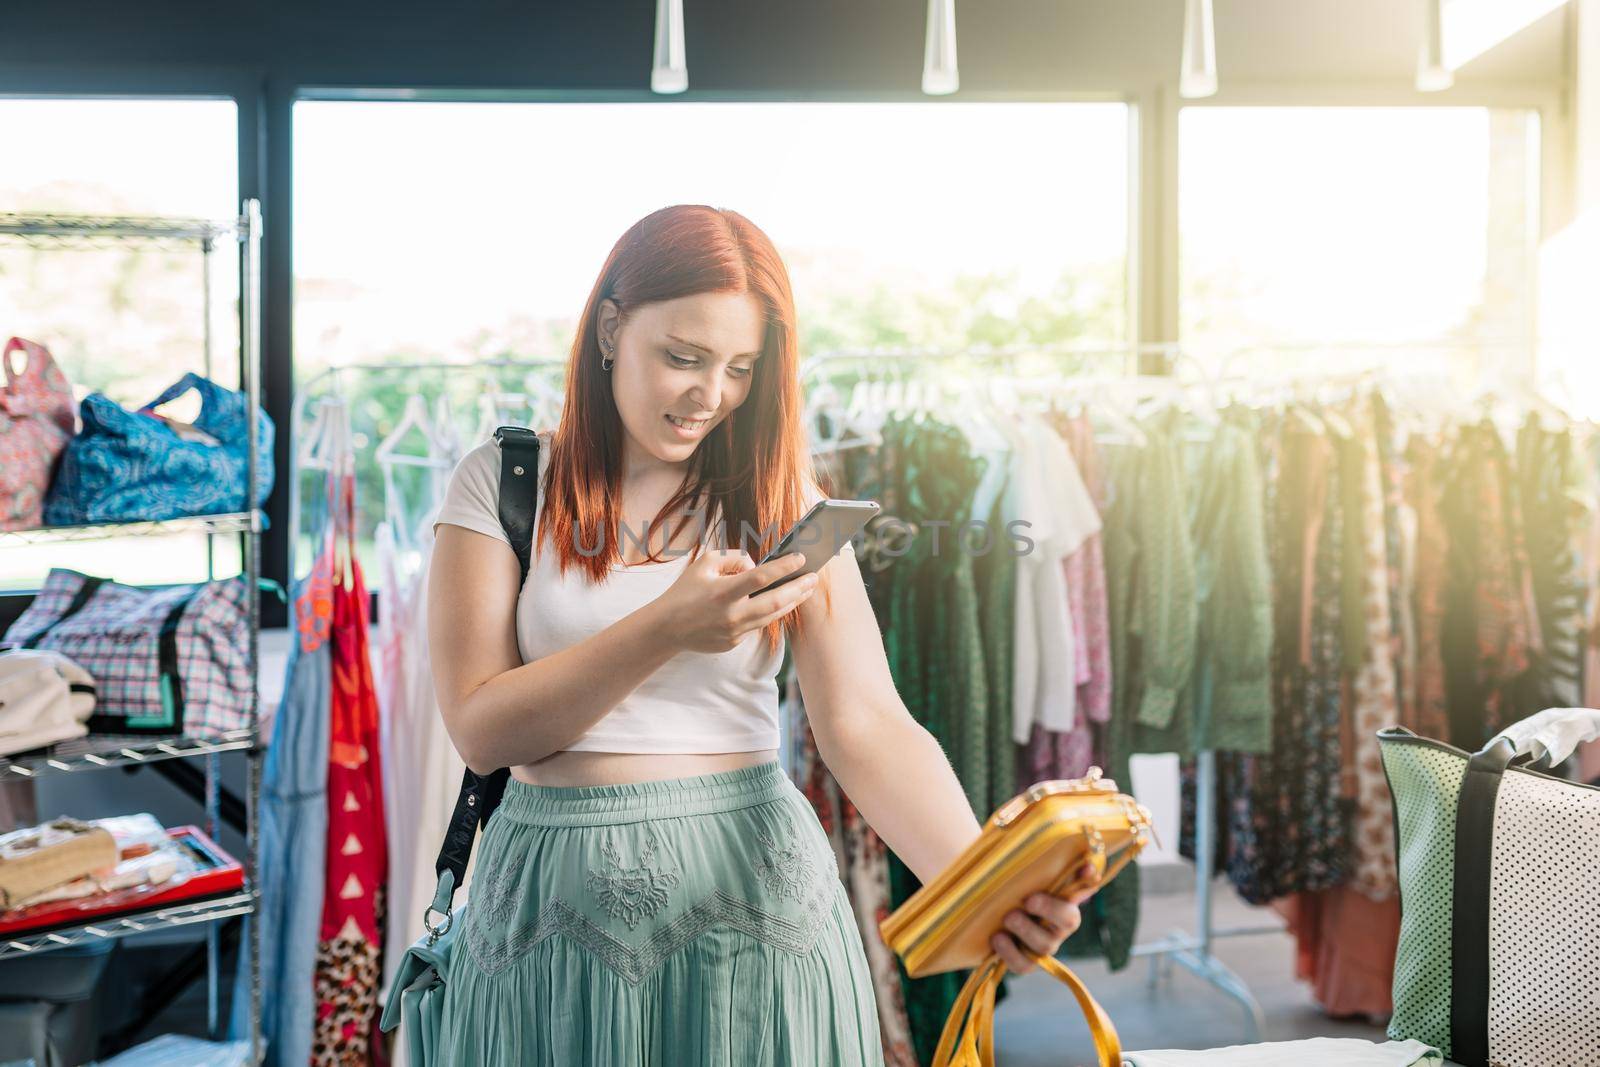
[313,478,390,1066]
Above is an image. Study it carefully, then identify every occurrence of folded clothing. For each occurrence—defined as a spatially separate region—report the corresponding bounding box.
[9,812,177,910]
[1123,1038,1444,1066]
[0,647,96,756]
[0,817,118,909]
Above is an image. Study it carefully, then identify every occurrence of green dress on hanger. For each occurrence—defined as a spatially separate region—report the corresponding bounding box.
[871,413,994,1066]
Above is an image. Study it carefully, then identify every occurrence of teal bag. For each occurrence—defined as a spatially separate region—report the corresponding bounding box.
[381,874,458,1067]
[378,427,539,1066]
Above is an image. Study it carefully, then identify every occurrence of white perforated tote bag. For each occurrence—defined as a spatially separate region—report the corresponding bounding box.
[1378,708,1600,1067]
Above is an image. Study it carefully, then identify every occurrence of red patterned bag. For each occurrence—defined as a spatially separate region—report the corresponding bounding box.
[0,338,76,531]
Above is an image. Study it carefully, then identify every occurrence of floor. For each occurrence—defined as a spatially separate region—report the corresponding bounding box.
[995,874,1389,1064]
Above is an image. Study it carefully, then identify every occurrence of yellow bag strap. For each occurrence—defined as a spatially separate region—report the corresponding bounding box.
[929,951,1122,1067]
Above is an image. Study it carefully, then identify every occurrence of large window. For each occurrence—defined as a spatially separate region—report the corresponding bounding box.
[0,98,240,593]
[293,99,1132,581]
[1179,106,1540,384]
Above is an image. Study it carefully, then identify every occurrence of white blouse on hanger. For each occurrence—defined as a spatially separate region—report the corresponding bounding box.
[1001,413,1103,744]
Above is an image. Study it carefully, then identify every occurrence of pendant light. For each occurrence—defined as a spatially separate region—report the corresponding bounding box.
[923,0,959,95]
[652,0,688,94]
[1416,0,1453,92]
[1179,0,1217,99]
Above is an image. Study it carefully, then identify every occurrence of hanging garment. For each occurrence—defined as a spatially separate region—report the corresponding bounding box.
[313,473,390,1067]
[1514,416,1588,711]
[1127,409,1200,758]
[1207,409,1350,905]
[1002,414,1102,747]
[229,550,334,1066]
[1345,397,1402,901]
[1061,434,1143,972]
[869,413,993,1066]
[377,518,475,1015]
[1374,395,1419,739]
[1190,406,1273,756]
[1057,411,1113,762]
[1439,421,1539,748]
[967,411,1018,814]
[1275,883,1400,1024]
[1019,410,1109,785]
[804,433,920,1067]
[1178,405,1276,875]
[1404,434,1451,742]
[373,399,467,1020]
[1580,430,1600,782]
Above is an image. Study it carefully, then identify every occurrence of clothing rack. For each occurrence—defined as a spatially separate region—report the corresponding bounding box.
[1088,346,1562,1041]
[1129,748,1272,1038]
[800,342,1276,1030]
[800,340,1172,383]
[295,343,1555,1044]
[799,339,1561,1043]
[287,357,567,581]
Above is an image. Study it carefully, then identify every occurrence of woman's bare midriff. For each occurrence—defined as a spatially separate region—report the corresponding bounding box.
[510,748,779,787]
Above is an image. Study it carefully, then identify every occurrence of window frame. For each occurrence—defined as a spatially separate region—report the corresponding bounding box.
[1157,82,1564,377]
[0,69,274,628]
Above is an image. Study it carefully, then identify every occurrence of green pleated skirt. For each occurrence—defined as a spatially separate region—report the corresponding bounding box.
[437,761,887,1066]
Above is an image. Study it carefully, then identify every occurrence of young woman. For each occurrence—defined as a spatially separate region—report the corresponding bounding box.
[426,204,1096,1065]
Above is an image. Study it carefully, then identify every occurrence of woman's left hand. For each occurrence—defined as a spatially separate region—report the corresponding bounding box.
[989,866,1098,975]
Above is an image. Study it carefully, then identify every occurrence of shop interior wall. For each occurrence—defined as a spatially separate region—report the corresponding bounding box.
[0,0,1587,887]
[0,0,1578,604]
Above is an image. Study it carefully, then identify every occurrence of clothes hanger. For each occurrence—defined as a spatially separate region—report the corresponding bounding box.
[804,379,847,454]
[522,369,566,431]
[431,393,464,466]
[297,395,353,472]
[473,390,531,442]
[377,394,455,555]
[376,394,454,472]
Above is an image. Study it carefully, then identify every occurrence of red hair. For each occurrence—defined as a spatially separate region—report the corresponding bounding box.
[535,204,832,658]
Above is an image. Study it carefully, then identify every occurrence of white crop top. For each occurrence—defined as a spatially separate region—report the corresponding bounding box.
[431,431,850,754]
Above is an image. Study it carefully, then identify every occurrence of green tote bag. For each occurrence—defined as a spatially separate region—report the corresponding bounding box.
[1378,707,1600,1067]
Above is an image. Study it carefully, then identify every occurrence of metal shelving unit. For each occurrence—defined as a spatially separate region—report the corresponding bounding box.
[0,512,254,548]
[0,203,264,1064]
[1,894,257,960]
[0,730,257,783]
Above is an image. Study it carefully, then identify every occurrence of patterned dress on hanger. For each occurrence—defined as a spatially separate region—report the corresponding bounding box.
[313,480,390,1067]
[874,414,993,1066]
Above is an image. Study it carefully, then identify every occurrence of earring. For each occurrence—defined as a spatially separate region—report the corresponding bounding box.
[600,337,615,371]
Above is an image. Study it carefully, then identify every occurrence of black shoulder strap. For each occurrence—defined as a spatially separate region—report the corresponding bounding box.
[1449,735,1516,1067]
[427,426,540,938]
[493,425,541,585]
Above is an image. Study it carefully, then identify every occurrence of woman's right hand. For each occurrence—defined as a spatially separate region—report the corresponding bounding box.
[653,549,821,654]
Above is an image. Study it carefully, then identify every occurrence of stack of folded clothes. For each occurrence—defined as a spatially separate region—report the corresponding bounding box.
[0,648,96,757]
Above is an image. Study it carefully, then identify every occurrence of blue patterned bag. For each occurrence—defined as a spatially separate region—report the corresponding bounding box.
[43,373,274,525]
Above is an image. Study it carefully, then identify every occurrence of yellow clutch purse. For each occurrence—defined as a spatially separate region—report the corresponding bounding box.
[878,768,1153,1067]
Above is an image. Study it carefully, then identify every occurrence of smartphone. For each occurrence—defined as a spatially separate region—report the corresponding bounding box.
[748,498,881,597]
